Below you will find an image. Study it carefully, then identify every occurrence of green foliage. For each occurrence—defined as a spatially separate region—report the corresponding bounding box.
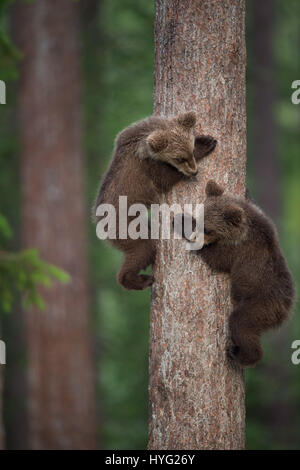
[0,213,12,240]
[0,0,20,80]
[0,214,70,313]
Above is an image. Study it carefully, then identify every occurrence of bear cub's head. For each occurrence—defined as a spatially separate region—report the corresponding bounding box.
[145,111,199,177]
[203,181,247,246]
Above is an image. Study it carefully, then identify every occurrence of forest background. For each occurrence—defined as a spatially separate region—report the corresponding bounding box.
[0,0,299,450]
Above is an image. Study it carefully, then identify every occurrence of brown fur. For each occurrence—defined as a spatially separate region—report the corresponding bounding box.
[94,112,217,290]
[182,180,295,367]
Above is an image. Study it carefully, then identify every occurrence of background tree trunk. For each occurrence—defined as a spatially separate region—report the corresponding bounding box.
[149,0,246,450]
[16,0,97,449]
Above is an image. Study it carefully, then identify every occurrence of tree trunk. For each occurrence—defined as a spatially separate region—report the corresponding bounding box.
[16,0,97,449]
[149,0,246,450]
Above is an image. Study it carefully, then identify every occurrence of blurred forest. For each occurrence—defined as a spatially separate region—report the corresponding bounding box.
[0,0,299,450]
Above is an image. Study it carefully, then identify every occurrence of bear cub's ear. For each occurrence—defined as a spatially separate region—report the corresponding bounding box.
[177,111,197,129]
[205,180,224,197]
[223,204,244,226]
[146,130,169,153]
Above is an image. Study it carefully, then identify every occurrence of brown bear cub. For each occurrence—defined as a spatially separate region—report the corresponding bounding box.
[94,111,217,290]
[184,180,295,367]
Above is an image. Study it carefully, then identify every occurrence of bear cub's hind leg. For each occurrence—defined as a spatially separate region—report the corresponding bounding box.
[228,302,264,367]
[118,239,156,290]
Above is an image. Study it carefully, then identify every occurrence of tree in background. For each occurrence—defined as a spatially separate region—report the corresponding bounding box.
[0,221,70,448]
[15,0,97,449]
[0,0,70,450]
[149,0,246,449]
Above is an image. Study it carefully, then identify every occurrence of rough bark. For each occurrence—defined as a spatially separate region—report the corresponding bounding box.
[16,0,97,449]
[149,0,246,450]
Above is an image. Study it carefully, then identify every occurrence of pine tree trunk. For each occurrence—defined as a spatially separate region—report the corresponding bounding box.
[149,0,246,450]
[16,0,97,449]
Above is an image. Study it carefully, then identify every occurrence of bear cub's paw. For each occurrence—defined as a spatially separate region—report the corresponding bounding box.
[194,135,218,158]
[226,342,263,368]
[119,271,154,291]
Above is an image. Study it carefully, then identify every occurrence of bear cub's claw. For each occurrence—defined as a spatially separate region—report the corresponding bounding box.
[120,272,154,290]
[195,135,218,156]
[226,342,263,368]
[226,344,240,361]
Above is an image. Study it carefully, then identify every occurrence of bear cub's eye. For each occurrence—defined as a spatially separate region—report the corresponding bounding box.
[177,157,186,164]
[204,227,213,235]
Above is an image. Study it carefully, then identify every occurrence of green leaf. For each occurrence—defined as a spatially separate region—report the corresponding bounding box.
[0,213,12,239]
[44,263,71,283]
